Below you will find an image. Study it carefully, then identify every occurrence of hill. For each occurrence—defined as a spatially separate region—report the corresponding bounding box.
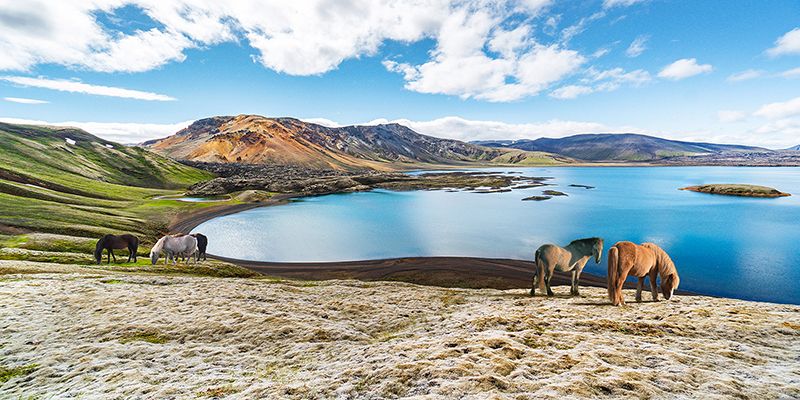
[785,145,800,151]
[145,115,570,170]
[473,133,767,162]
[0,122,215,237]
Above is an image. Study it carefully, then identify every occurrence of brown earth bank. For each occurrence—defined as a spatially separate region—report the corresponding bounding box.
[1,274,797,399]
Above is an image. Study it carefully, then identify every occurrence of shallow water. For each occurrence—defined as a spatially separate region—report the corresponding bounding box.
[194,167,800,304]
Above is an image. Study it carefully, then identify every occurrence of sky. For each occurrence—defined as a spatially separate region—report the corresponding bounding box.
[0,0,799,148]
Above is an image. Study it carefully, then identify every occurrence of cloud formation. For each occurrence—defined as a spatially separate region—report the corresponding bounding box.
[1,76,175,101]
[3,97,48,104]
[727,69,764,82]
[767,27,800,57]
[657,58,713,80]
[625,35,648,57]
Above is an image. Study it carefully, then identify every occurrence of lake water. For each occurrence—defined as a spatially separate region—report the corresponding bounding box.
[194,167,800,304]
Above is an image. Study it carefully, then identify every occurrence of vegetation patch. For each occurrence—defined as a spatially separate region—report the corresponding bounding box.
[119,329,170,344]
[0,364,37,383]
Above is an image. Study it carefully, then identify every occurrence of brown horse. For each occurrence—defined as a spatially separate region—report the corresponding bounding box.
[94,234,139,264]
[607,241,680,306]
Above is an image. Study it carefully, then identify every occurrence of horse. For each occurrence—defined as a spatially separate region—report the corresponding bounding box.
[190,233,208,261]
[531,237,604,297]
[150,234,198,265]
[94,234,139,264]
[607,241,680,306]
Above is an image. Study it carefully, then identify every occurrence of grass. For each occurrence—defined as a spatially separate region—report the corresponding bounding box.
[119,330,170,344]
[0,123,222,238]
[0,364,37,383]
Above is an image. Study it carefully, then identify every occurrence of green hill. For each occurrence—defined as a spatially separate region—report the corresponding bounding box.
[0,122,216,238]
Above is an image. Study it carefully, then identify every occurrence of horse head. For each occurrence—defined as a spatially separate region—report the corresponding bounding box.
[661,272,680,300]
[150,236,166,265]
[592,238,604,263]
[94,236,106,264]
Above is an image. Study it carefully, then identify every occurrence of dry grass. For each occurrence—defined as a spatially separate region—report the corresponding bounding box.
[1,273,798,399]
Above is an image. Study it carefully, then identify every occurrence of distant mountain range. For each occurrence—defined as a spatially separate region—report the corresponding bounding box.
[144,115,570,170]
[471,134,769,162]
[785,145,800,151]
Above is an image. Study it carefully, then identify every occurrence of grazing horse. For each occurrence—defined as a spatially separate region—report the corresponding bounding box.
[531,237,604,296]
[190,233,208,261]
[150,234,198,265]
[607,241,680,306]
[94,234,139,264]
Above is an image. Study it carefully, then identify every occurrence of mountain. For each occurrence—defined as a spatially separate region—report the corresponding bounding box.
[145,115,571,170]
[784,145,800,151]
[0,122,209,192]
[472,133,768,162]
[0,122,212,236]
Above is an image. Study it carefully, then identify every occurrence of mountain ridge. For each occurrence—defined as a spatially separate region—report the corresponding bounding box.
[145,115,570,170]
[472,133,769,162]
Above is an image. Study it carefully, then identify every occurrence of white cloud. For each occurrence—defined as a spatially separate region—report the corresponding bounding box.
[753,96,800,120]
[1,76,175,101]
[625,35,648,57]
[550,85,594,99]
[368,116,631,141]
[781,67,800,78]
[657,58,713,80]
[717,110,747,123]
[767,28,800,57]
[3,97,48,104]
[550,66,651,99]
[0,117,192,143]
[603,0,647,9]
[727,69,764,82]
[0,1,592,102]
[384,7,586,102]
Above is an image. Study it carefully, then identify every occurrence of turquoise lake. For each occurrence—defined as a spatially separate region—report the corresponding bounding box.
[194,167,800,304]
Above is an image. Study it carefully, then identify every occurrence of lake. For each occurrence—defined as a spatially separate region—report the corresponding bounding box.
[193,167,800,304]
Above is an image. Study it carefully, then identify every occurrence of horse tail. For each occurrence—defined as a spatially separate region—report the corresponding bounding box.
[607,245,619,303]
[535,248,546,292]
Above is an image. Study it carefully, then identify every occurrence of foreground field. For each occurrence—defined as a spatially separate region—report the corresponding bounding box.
[1,270,798,399]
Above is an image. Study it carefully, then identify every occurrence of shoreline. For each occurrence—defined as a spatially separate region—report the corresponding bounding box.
[170,194,643,293]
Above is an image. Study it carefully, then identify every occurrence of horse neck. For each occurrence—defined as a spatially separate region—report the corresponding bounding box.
[566,240,593,258]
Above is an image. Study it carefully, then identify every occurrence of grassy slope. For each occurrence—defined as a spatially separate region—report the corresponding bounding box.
[0,123,222,239]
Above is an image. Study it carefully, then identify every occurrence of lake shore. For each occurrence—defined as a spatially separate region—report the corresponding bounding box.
[1,272,797,398]
[169,196,637,292]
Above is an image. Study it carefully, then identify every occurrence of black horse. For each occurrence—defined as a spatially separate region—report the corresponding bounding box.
[191,233,208,261]
[94,234,139,264]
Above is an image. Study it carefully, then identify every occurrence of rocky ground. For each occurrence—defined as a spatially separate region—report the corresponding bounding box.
[2,269,798,399]
[183,162,550,197]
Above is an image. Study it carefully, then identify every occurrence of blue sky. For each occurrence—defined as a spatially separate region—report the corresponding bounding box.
[1,0,799,148]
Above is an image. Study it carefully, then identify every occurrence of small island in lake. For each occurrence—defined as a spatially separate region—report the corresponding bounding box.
[680,184,791,198]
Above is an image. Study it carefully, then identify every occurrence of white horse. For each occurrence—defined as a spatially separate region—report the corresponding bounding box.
[150,234,198,265]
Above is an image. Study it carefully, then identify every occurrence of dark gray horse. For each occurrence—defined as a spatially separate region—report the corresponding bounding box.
[191,233,208,261]
[94,234,139,264]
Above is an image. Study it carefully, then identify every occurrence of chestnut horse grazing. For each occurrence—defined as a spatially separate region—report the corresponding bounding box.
[531,237,604,297]
[607,241,680,306]
[94,234,139,264]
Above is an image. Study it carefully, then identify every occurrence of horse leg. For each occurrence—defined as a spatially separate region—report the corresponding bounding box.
[545,267,554,297]
[574,268,584,297]
[570,270,578,296]
[106,248,111,264]
[649,269,659,301]
[111,250,117,263]
[530,267,538,296]
[616,268,628,305]
[636,278,644,302]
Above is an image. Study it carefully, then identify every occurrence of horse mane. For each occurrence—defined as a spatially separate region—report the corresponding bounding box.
[643,243,677,277]
[150,236,167,255]
[568,237,602,247]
